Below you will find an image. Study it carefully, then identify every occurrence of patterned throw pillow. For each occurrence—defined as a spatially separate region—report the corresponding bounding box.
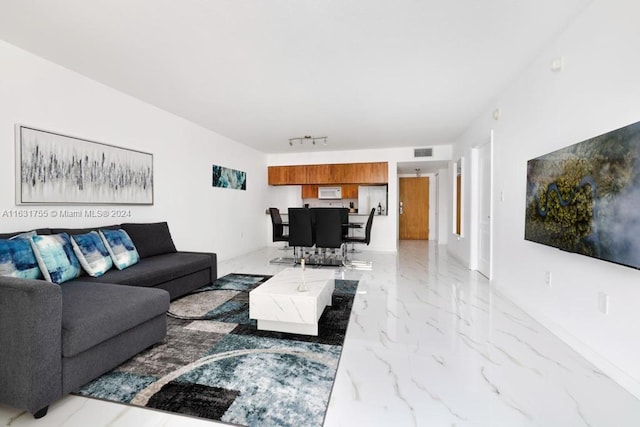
[30,233,81,284]
[9,230,38,240]
[99,229,140,270]
[71,231,113,277]
[0,238,43,279]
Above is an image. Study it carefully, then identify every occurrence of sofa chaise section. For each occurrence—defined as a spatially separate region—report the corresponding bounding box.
[0,276,170,416]
[0,221,217,418]
[60,281,169,394]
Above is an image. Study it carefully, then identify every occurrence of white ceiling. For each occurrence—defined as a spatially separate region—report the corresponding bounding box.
[0,0,591,154]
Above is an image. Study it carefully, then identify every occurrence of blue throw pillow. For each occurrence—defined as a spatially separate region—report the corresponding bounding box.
[99,229,140,270]
[30,233,81,284]
[71,231,113,277]
[9,230,38,240]
[0,238,42,279]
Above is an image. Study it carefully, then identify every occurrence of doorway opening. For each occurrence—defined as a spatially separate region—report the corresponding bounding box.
[471,135,493,279]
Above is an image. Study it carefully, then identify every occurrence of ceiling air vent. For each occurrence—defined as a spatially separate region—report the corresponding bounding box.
[414,147,433,158]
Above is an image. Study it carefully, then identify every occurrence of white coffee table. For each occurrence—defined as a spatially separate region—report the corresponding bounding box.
[249,267,335,336]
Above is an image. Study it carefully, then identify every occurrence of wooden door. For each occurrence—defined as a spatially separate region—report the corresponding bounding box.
[399,177,429,240]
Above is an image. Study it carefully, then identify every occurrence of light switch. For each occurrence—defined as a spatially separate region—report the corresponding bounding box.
[598,292,609,315]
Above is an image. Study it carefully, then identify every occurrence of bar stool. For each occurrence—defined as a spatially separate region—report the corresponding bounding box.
[345,208,375,248]
[313,208,346,265]
[269,207,289,249]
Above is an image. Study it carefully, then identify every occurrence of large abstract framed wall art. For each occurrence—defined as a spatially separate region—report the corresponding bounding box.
[525,120,640,270]
[212,164,246,190]
[16,125,153,205]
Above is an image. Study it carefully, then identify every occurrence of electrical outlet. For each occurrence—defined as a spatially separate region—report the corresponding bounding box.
[544,271,552,285]
[551,57,564,72]
[598,292,610,315]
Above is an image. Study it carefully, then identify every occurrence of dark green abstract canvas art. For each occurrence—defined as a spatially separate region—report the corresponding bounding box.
[525,120,640,270]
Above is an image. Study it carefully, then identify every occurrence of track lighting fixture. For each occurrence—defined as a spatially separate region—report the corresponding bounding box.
[288,135,328,147]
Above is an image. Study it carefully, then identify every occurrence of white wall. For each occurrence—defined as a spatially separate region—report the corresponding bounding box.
[450,0,640,398]
[437,168,450,245]
[266,145,452,251]
[0,40,267,262]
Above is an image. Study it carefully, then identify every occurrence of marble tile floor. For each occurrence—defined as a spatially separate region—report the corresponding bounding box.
[2,241,640,426]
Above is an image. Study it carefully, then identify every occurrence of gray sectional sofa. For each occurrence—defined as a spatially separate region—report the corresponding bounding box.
[0,222,217,418]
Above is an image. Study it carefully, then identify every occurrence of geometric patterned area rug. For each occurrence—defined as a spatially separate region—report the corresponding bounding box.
[75,273,359,426]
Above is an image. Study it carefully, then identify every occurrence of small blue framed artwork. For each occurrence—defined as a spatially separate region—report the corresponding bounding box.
[212,165,246,190]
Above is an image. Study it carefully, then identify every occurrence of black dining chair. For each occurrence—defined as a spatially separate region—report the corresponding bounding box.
[269,208,289,247]
[313,208,346,264]
[345,208,375,248]
[339,207,349,241]
[288,208,314,262]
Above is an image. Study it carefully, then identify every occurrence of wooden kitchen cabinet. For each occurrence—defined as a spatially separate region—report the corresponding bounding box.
[353,162,387,183]
[329,163,350,183]
[301,185,318,199]
[329,162,387,184]
[267,166,286,185]
[306,164,332,184]
[341,184,358,199]
[268,165,307,185]
[269,162,388,185]
[290,165,307,183]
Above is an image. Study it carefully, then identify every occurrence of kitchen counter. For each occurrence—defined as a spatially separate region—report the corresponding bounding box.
[349,212,387,217]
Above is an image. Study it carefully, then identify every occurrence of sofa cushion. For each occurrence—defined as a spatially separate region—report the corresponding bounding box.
[0,228,52,240]
[79,252,213,288]
[99,229,140,270]
[0,238,42,279]
[121,222,177,258]
[30,234,81,284]
[71,231,113,277]
[60,281,169,357]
